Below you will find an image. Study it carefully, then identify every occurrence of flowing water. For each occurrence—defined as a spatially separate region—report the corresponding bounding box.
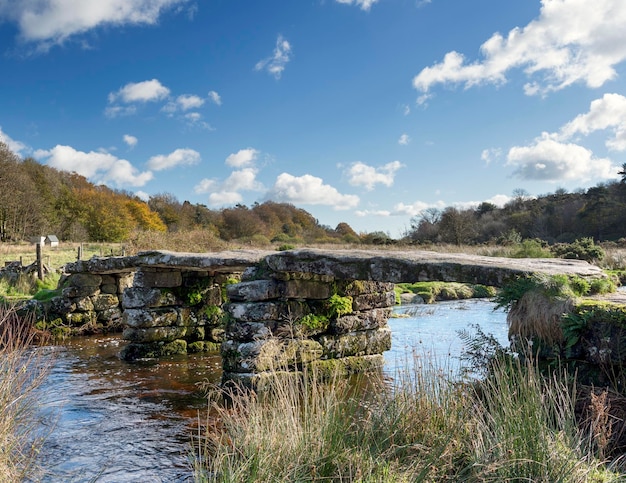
[31,299,508,482]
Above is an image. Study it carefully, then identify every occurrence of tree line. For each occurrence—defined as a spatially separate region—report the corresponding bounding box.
[0,142,364,244]
[5,140,626,247]
[406,180,626,246]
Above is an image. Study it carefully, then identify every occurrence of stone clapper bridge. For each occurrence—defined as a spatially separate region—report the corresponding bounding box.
[46,248,604,388]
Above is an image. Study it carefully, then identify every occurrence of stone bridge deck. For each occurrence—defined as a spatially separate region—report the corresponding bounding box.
[52,247,607,386]
[66,248,605,285]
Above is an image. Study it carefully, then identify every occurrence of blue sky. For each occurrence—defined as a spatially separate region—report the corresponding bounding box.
[1,0,625,237]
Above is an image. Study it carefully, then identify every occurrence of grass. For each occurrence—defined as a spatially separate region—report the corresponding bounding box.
[0,306,50,481]
[192,351,622,482]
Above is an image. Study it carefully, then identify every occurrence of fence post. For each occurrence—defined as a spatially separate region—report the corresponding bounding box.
[77,244,83,261]
[36,243,43,281]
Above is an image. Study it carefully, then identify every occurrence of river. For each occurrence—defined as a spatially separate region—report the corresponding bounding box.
[30,299,508,482]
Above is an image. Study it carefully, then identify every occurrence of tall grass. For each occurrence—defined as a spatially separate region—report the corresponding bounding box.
[0,306,49,481]
[193,352,619,482]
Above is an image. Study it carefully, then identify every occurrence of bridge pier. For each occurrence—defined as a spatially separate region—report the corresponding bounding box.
[221,268,395,389]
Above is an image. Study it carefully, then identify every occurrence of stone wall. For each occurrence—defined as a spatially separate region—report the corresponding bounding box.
[119,268,236,360]
[221,267,395,389]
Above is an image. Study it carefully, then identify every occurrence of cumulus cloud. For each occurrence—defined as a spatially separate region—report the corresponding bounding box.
[506,93,626,183]
[34,145,153,187]
[267,173,359,210]
[208,90,222,106]
[146,148,201,171]
[255,34,292,79]
[0,127,28,156]
[390,200,446,217]
[123,134,138,148]
[558,93,626,151]
[162,94,205,113]
[193,178,217,194]
[335,0,379,11]
[194,150,263,206]
[413,0,626,96]
[109,79,170,104]
[225,148,259,168]
[345,161,404,190]
[209,191,243,206]
[398,134,410,145]
[506,133,618,182]
[0,0,189,48]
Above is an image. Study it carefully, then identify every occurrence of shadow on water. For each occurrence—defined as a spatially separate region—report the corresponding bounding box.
[31,298,508,482]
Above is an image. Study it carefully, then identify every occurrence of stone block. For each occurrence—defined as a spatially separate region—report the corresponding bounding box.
[62,285,101,298]
[226,300,308,322]
[227,280,282,302]
[124,308,179,328]
[100,275,116,286]
[330,308,392,334]
[226,321,273,341]
[117,273,135,294]
[66,273,102,288]
[122,326,188,343]
[74,296,94,312]
[281,280,333,300]
[339,281,395,296]
[352,291,396,311]
[318,327,391,359]
[100,283,118,294]
[97,307,123,323]
[308,354,385,377]
[122,287,181,309]
[135,269,183,288]
[221,338,323,373]
[92,293,119,311]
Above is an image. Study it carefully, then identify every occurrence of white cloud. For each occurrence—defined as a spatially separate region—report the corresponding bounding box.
[104,105,137,118]
[135,190,150,202]
[268,173,359,210]
[355,209,391,217]
[255,34,292,79]
[162,94,205,113]
[413,0,626,96]
[346,161,404,190]
[34,144,153,187]
[335,0,379,11]
[506,133,618,182]
[123,134,138,148]
[0,127,28,156]
[109,79,170,104]
[398,134,410,145]
[146,148,201,171]
[193,178,217,194]
[391,200,445,217]
[183,112,214,130]
[481,147,502,164]
[209,191,243,206]
[0,0,189,48]
[208,90,222,106]
[223,168,263,192]
[558,93,626,151]
[225,148,259,168]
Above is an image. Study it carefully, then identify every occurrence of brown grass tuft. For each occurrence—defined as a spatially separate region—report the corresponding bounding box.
[507,290,575,345]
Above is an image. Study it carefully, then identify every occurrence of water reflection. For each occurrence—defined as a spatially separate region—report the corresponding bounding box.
[32,338,221,482]
[32,298,508,482]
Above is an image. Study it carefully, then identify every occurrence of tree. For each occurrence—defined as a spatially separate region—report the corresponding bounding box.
[619,162,626,183]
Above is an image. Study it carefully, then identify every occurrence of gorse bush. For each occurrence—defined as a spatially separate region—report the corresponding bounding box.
[552,237,606,262]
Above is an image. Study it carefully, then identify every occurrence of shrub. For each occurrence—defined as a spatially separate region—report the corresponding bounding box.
[551,238,605,263]
[511,239,553,258]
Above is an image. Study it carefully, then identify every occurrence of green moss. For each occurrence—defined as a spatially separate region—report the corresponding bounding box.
[325,294,353,318]
[299,313,329,332]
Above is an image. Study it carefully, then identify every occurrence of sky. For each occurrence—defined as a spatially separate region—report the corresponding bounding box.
[1,0,626,237]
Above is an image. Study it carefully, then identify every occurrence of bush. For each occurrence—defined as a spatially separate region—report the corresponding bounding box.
[510,239,553,258]
[551,238,605,263]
